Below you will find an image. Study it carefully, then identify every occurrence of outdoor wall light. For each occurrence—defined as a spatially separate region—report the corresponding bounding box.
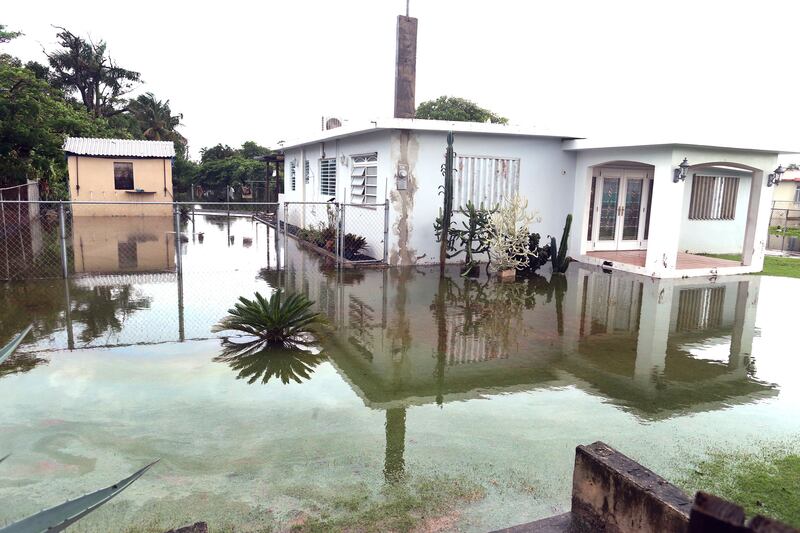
[673,158,690,183]
[767,165,785,187]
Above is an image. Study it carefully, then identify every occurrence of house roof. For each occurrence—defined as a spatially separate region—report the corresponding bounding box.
[778,169,800,182]
[273,118,582,151]
[562,136,800,155]
[64,137,176,158]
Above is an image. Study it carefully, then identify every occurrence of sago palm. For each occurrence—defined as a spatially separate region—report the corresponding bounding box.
[214,339,326,385]
[212,290,325,346]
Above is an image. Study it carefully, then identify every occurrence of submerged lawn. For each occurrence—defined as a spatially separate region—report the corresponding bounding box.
[290,475,486,532]
[680,446,800,527]
[701,254,800,279]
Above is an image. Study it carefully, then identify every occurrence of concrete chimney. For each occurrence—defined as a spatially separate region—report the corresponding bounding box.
[394,15,418,119]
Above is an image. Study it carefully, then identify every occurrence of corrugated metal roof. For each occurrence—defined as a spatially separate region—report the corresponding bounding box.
[64,137,175,158]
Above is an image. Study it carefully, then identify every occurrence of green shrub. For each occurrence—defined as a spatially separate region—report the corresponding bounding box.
[212,290,325,347]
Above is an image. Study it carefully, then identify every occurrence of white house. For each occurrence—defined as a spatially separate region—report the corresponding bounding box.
[276,118,796,278]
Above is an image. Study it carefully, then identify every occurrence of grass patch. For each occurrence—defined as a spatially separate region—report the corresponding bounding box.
[769,226,800,238]
[291,475,485,532]
[680,449,800,527]
[700,253,800,279]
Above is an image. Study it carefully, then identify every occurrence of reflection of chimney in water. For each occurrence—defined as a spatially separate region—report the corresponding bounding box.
[394,12,418,118]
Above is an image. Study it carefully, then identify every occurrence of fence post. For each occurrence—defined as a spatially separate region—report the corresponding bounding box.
[174,206,183,276]
[786,209,790,253]
[340,203,347,265]
[283,202,288,240]
[58,203,69,279]
[334,203,341,269]
[383,201,390,264]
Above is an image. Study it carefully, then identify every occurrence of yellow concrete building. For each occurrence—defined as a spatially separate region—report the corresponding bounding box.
[772,169,800,207]
[64,137,175,216]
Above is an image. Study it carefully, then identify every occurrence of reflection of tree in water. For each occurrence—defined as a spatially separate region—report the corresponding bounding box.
[0,351,48,379]
[0,281,66,346]
[70,285,152,345]
[214,338,327,385]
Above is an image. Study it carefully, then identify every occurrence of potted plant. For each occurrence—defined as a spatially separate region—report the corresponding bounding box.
[486,194,537,281]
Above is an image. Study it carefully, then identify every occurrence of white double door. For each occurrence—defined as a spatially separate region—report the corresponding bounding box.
[592,168,652,251]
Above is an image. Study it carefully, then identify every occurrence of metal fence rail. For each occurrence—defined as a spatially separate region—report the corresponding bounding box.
[0,200,284,281]
[1,198,387,281]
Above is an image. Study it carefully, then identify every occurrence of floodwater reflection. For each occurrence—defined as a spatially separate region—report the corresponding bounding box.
[214,338,326,385]
[275,261,775,420]
[1,221,797,532]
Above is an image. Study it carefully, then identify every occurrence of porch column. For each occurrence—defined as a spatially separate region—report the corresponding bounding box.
[729,278,759,374]
[741,169,770,269]
[644,163,685,276]
[634,278,672,386]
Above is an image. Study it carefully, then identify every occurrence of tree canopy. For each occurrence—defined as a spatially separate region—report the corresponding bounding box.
[45,27,140,118]
[0,58,119,194]
[128,92,186,145]
[415,96,508,124]
[1,24,275,199]
[0,24,21,44]
[192,142,271,188]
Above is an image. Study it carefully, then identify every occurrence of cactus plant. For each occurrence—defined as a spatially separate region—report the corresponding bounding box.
[438,131,456,275]
[551,214,572,274]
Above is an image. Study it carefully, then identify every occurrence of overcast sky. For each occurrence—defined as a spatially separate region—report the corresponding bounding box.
[5,0,800,160]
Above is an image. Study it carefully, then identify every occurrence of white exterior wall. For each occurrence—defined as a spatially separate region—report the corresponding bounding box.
[569,146,673,259]
[387,130,576,266]
[678,170,752,254]
[279,131,393,259]
[569,144,779,277]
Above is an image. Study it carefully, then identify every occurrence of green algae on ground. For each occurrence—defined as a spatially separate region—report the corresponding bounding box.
[290,475,486,532]
[680,447,800,527]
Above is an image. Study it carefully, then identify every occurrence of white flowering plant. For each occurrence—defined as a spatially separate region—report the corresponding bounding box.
[486,194,539,273]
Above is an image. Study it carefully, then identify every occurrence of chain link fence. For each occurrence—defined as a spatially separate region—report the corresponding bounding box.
[280,201,388,266]
[768,202,800,255]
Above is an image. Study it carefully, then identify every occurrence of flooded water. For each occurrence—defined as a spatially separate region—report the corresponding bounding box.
[1,213,800,532]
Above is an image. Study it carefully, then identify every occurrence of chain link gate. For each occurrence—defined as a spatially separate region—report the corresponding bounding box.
[768,201,800,255]
[279,201,389,268]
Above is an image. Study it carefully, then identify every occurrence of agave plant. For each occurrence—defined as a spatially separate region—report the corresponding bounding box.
[212,290,325,347]
[214,339,326,385]
[0,325,32,367]
[0,460,158,533]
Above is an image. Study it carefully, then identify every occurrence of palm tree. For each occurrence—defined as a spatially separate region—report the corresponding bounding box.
[128,92,186,145]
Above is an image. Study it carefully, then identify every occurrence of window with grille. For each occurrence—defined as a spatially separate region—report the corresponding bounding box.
[676,287,725,332]
[320,158,337,197]
[688,175,739,220]
[351,154,378,204]
[113,162,134,190]
[454,155,520,209]
[289,160,297,191]
[304,160,310,184]
[795,184,800,203]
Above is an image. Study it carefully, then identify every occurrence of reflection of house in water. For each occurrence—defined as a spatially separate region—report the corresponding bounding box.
[71,216,175,274]
[275,249,776,481]
[562,266,775,418]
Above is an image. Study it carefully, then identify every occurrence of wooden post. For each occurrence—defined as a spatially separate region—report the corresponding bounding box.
[394,15,418,119]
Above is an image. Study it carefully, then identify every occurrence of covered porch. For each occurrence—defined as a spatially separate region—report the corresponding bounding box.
[563,140,785,278]
[585,250,741,270]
